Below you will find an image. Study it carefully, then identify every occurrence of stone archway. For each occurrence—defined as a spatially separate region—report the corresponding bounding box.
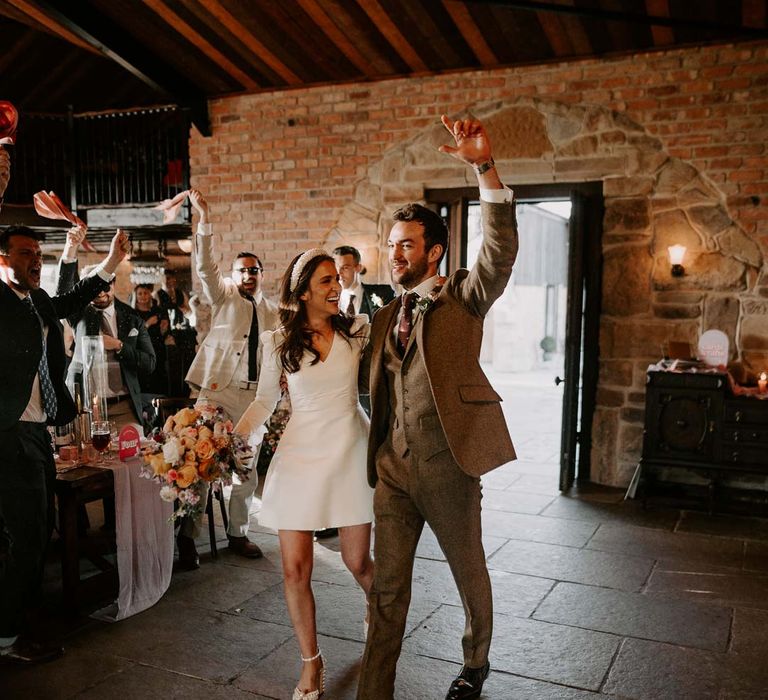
[325,98,763,486]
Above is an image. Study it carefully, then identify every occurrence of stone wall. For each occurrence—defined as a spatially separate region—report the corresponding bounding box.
[190,41,768,487]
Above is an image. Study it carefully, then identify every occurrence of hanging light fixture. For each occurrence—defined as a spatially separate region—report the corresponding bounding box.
[129,240,167,285]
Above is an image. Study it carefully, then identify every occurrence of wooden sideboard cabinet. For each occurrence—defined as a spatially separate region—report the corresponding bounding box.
[635,370,768,513]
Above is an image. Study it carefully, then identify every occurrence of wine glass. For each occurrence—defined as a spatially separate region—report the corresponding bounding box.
[91,420,112,464]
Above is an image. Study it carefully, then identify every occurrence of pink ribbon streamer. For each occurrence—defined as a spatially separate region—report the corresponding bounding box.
[33,190,96,252]
[155,190,189,224]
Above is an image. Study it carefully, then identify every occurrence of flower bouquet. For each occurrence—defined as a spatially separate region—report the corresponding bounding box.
[141,403,253,520]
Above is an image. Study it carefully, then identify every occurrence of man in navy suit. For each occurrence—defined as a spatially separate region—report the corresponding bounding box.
[0,225,128,664]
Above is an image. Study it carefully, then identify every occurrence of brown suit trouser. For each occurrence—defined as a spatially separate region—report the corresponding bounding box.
[357,440,492,700]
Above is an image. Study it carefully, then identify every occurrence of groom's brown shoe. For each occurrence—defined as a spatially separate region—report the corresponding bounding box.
[227,536,263,559]
[445,661,490,699]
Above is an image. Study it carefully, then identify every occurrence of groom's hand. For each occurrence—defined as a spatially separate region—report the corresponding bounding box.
[438,115,503,190]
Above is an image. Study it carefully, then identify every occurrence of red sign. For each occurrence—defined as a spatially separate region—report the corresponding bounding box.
[118,424,141,461]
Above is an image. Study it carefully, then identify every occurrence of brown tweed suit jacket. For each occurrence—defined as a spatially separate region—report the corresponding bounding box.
[364,199,519,487]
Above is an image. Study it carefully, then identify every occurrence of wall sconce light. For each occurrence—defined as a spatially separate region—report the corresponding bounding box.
[177,238,193,254]
[668,244,687,277]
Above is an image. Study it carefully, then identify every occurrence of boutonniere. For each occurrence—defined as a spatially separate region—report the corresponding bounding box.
[370,293,383,308]
[415,276,447,313]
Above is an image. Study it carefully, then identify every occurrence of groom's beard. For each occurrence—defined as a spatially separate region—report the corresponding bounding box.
[392,256,430,290]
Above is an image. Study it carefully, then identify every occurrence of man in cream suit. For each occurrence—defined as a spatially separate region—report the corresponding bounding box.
[179,189,278,569]
[357,115,518,700]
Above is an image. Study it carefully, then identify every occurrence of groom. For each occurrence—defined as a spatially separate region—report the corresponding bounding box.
[357,115,518,700]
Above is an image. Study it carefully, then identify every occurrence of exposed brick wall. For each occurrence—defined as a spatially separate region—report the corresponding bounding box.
[190,40,768,486]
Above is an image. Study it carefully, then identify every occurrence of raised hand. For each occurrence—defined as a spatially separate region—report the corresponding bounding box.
[189,188,209,224]
[110,228,130,259]
[102,228,130,275]
[438,115,492,166]
[62,224,87,260]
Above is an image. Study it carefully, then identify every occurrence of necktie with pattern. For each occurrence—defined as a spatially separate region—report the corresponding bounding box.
[397,292,417,356]
[346,294,356,317]
[24,295,58,419]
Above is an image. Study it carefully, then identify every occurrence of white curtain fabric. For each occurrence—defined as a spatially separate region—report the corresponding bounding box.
[92,455,174,621]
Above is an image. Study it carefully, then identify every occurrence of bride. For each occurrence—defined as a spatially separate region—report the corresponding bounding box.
[235,248,374,700]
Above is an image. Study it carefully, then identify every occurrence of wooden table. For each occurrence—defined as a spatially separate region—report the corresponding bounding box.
[54,464,119,610]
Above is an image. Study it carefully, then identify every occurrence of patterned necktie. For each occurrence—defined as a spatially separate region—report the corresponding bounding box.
[397,292,417,356]
[247,298,260,382]
[24,295,58,419]
[346,294,356,317]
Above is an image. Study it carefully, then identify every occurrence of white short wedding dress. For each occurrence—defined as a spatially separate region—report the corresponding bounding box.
[235,316,373,531]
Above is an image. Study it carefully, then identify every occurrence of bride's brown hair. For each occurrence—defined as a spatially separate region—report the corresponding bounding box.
[276,252,362,373]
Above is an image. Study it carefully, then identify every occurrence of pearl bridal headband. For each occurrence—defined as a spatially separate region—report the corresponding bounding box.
[290,248,328,292]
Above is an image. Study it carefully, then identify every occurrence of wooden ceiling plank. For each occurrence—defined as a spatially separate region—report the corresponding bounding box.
[464,0,768,37]
[742,0,767,28]
[0,25,37,73]
[645,0,674,45]
[557,0,592,54]
[141,0,259,90]
[198,0,301,85]
[296,0,376,76]
[536,10,572,56]
[355,0,429,72]
[7,0,98,53]
[29,0,211,135]
[441,0,498,65]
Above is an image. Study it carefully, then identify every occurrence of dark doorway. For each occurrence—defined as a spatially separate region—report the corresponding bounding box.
[426,183,603,490]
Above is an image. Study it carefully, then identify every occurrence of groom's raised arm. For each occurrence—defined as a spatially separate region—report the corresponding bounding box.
[439,115,518,318]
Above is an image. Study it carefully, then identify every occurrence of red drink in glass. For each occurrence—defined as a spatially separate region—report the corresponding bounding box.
[92,432,111,452]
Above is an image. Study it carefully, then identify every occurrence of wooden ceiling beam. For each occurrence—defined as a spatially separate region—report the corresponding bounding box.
[296,0,376,76]
[0,25,37,73]
[536,9,572,57]
[645,0,674,45]
[742,0,767,28]
[198,0,301,86]
[466,0,768,37]
[355,0,429,72]
[141,0,259,91]
[441,0,499,66]
[6,0,98,53]
[31,0,211,135]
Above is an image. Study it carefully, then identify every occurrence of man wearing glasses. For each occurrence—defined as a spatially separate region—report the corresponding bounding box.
[180,189,278,569]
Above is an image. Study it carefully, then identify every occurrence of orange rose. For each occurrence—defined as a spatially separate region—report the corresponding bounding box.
[180,436,196,451]
[174,407,198,428]
[149,453,169,476]
[179,426,198,440]
[213,436,228,450]
[195,437,216,461]
[198,425,213,441]
[175,464,198,488]
[198,458,218,481]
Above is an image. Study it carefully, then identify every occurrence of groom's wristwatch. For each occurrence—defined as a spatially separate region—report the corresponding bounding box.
[474,157,495,175]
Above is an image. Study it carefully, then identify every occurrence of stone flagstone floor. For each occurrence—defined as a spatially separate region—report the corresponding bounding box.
[2,370,768,698]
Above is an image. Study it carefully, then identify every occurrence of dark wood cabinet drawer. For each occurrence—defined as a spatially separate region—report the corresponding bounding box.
[720,444,768,468]
[725,402,768,425]
[722,427,768,445]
